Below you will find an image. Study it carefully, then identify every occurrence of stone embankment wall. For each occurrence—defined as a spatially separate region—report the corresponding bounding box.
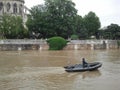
[64,40,119,50]
[0,39,119,51]
[0,39,48,51]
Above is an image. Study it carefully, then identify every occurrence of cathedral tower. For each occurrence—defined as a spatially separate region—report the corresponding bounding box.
[0,0,28,22]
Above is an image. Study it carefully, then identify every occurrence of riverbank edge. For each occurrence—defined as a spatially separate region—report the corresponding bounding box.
[0,39,119,51]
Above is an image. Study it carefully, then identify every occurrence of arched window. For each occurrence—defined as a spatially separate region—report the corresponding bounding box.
[0,2,3,11]
[13,3,17,13]
[19,4,22,14]
[6,3,11,11]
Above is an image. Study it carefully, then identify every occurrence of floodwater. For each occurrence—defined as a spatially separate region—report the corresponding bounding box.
[0,50,120,90]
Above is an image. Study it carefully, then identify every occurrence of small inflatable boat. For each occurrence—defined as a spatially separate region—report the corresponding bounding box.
[64,62,102,72]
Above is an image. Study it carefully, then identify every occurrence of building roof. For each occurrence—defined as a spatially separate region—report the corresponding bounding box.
[1,0,24,3]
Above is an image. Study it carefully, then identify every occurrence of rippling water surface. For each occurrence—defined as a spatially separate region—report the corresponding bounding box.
[0,50,120,90]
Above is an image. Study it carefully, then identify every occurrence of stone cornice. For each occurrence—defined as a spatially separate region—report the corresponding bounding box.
[1,0,25,3]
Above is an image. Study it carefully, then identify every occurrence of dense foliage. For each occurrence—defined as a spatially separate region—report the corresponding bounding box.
[70,34,79,40]
[26,0,77,39]
[74,15,89,39]
[26,0,102,39]
[0,14,28,39]
[47,37,67,50]
[1,0,120,40]
[100,24,120,40]
[83,11,101,38]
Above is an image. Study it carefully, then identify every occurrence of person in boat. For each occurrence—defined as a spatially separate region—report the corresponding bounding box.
[82,58,88,67]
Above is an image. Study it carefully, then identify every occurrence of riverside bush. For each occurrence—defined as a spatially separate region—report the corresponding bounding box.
[117,40,120,48]
[71,34,79,40]
[47,37,67,50]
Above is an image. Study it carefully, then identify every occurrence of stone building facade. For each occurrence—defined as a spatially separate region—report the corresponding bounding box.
[0,0,28,22]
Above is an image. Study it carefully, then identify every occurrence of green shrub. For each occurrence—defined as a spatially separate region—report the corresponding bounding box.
[71,34,79,40]
[117,40,120,46]
[47,37,67,50]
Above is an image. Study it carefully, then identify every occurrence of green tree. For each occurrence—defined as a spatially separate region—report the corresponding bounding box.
[26,0,77,39]
[45,0,77,38]
[74,15,88,39]
[0,14,27,39]
[83,11,101,38]
[26,4,49,39]
[103,24,120,39]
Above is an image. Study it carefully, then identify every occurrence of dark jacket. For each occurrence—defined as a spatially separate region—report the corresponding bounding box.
[82,59,88,67]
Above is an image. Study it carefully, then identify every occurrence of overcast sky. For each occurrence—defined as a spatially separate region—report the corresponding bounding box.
[25,0,120,28]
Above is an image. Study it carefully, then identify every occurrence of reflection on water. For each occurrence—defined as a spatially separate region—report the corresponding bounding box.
[0,50,120,90]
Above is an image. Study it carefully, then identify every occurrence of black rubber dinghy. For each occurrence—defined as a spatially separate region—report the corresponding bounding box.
[64,62,102,72]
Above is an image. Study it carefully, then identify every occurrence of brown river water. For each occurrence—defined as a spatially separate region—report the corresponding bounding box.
[0,50,120,90]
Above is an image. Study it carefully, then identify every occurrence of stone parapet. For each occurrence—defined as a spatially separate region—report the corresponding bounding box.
[0,39,119,51]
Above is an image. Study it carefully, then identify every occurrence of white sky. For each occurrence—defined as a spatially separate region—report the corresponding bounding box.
[25,0,120,28]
